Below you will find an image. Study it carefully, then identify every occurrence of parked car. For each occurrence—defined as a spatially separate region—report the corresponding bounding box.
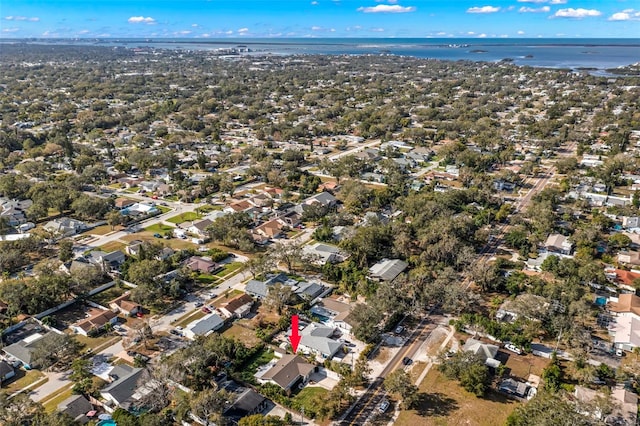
[504,343,522,355]
[378,399,390,413]
[616,348,624,357]
[170,329,180,336]
[395,326,404,334]
[201,306,211,314]
[153,233,162,238]
[402,357,412,366]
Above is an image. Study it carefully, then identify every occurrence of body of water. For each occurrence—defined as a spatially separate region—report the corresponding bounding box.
[5,37,640,71]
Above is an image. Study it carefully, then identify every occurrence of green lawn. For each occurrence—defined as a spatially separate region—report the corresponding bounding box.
[196,273,220,285]
[293,387,330,413]
[124,186,139,193]
[99,240,127,252]
[42,384,74,412]
[215,262,244,278]
[145,223,175,233]
[197,204,222,213]
[2,369,47,394]
[73,333,120,351]
[174,309,208,328]
[156,205,171,214]
[90,285,126,306]
[167,211,202,224]
[235,347,275,384]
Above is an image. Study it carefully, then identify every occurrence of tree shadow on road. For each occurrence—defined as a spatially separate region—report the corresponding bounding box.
[413,392,458,417]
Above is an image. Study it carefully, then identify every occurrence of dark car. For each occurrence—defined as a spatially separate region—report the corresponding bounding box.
[402,357,412,366]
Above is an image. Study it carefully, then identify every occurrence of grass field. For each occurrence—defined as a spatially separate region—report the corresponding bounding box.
[174,309,208,329]
[196,204,222,213]
[144,223,175,233]
[86,224,115,236]
[74,333,121,351]
[42,384,74,412]
[196,273,220,285]
[395,370,520,426]
[215,262,244,278]
[2,369,46,394]
[293,387,330,413]
[223,323,263,347]
[167,211,202,224]
[99,240,127,252]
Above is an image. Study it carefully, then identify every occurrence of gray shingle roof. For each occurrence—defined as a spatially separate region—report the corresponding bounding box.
[369,259,408,281]
[101,365,144,405]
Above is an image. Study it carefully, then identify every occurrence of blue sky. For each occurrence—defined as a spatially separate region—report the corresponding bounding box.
[2,0,640,38]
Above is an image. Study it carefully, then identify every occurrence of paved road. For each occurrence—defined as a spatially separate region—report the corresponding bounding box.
[338,314,441,425]
[28,371,71,402]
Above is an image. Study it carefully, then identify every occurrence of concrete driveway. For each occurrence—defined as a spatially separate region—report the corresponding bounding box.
[29,371,72,402]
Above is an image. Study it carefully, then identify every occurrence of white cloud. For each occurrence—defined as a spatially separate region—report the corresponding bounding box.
[225,30,233,34]
[478,33,487,38]
[77,29,90,34]
[311,26,322,30]
[519,6,549,13]
[554,8,601,18]
[517,30,525,35]
[609,9,640,21]
[467,31,475,35]
[549,0,567,4]
[176,30,192,35]
[2,27,19,32]
[517,0,545,2]
[191,23,198,27]
[128,16,156,24]
[357,4,416,13]
[466,6,500,14]
[371,27,385,32]
[237,27,249,33]
[5,16,39,21]
[311,1,318,4]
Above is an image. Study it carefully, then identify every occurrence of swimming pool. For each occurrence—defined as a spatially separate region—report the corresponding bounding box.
[595,296,607,306]
[97,420,116,426]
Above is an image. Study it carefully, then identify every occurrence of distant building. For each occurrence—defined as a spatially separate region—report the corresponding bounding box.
[57,394,92,424]
[100,365,144,408]
[462,338,500,368]
[109,292,142,317]
[219,294,254,319]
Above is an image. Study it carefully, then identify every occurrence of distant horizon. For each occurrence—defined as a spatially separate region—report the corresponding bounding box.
[3,36,640,41]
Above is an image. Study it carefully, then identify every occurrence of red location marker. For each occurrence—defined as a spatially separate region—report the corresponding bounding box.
[289,315,301,353]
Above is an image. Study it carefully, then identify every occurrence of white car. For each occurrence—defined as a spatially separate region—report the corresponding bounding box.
[378,399,390,413]
[504,343,522,355]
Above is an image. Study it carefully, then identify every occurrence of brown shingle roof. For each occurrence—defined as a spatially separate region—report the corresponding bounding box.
[610,293,640,316]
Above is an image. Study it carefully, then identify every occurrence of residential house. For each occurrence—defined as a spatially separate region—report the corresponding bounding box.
[462,338,501,368]
[311,298,356,333]
[187,218,213,238]
[496,294,549,323]
[224,200,256,214]
[88,250,126,271]
[276,210,302,228]
[57,394,93,425]
[618,251,640,267]
[109,292,142,317]
[185,256,221,274]
[43,217,87,237]
[125,240,143,256]
[294,192,337,215]
[544,234,573,255]
[608,294,640,351]
[249,193,273,208]
[3,332,59,369]
[223,389,268,423]
[121,203,158,216]
[369,258,409,282]
[622,216,640,229]
[604,267,640,292]
[293,281,325,301]
[71,308,118,336]
[255,218,285,239]
[302,242,345,265]
[246,279,270,299]
[114,198,136,210]
[220,294,254,319]
[0,361,15,383]
[100,364,144,408]
[0,199,32,226]
[183,313,225,340]
[258,354,316,393]
[297,323,343,360]
[140,181,160,193]
[498,378,530,399]
[608,386,639,426]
